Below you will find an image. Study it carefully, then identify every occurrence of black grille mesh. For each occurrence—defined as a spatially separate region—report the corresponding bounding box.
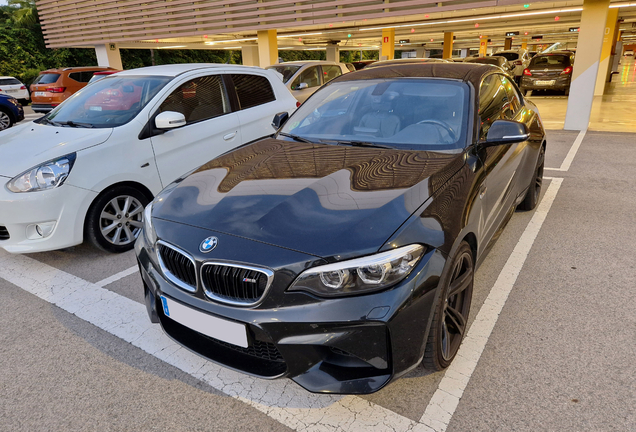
[158,244,196,288]
[212,336,284,363]
[0,226,9,240]
[201,265,268,303]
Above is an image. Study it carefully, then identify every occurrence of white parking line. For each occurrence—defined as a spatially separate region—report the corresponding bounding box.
[545,129,586,171]
[0,251,421,432]
[95,265,138,287]
[419,177,563,431]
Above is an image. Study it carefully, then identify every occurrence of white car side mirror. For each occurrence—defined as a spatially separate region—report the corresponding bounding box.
[155,111,186,129]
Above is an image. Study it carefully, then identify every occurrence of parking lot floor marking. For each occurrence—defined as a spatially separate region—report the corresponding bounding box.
[545,129,586,171]
[94,265,138,287]
[0,250,423,432]
[419,177,563,432]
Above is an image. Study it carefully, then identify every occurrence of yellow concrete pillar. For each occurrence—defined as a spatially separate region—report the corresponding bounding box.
[241,45,259,66]
[442,32,453,59]
[95,44,123,70]
[504,37,512,50]
[381,28,395,60]
[257,29,278,68]
[594,8,619,95]
[521,39,528,50]
[564,0,610,131]
[479,36,488,56]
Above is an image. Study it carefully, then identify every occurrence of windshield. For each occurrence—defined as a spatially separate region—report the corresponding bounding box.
[266,65,301,83]
[280,78,469,150]
[43,75,171,128]
[0,78,21,85]
[33,73,61,85]
[530,55,569,67]
[492,53,519,61]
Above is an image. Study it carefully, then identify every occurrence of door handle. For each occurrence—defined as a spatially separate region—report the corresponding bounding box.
[223,132,237,141]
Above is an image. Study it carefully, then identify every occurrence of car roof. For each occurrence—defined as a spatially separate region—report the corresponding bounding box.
[334,62,497,89]
[0,76,19,79]
[40,66,114,73]
[274,60,340,65]
[533,50,573,56]
[114,63,263,77]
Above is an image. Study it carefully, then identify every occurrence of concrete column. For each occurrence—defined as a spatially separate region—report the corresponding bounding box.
[594,8,619,95]
[381,28,395,60]
[460,48,469,58]
[95,43,123,70]
[504,37,513,50]
[443,32,453,59]
[564,0,610,131]
[521,39,528,50]
[257,29,278,68]
[241,45,259,66]
[326,45,340,63]
[479,37,488,56]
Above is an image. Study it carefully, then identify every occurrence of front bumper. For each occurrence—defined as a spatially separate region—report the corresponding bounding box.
[135,219,447,394]
[0,182,97,253]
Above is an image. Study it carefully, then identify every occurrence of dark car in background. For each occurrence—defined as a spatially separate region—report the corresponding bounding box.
[136,63,546,394]
[351,60,377,70]
[365,58,451,68]
[0,94,25,131]
[520,51,575,96]
[464,56,514,76]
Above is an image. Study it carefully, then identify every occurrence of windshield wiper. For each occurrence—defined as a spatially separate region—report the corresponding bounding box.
[324,140,393,149]
[39,117,61,126]
[57,120,94,128]
[278,132,314,143]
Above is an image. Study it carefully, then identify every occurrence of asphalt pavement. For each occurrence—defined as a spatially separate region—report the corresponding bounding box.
[0,128,634,431]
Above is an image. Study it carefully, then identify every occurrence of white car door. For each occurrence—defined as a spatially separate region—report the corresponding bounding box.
[229,73,286,142]
[150,74,241,187]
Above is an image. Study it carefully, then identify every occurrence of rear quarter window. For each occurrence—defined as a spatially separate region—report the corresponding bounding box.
[231,74,276,109]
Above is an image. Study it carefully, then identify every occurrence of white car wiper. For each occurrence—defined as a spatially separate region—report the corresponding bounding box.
[57,120,94,128]
[278,132,314,143]
[323,139,393,149]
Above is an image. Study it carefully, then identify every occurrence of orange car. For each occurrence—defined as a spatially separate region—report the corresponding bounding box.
[30,66,116,113]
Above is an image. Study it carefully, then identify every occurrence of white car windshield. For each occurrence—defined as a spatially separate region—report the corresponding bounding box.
[42,75,171,128]
[280,78,469,150]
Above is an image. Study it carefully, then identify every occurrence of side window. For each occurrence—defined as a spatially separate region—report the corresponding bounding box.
[159,75,229,124]
[82,71,98,82]
[291,66,320,90]
[500,75,522,119]
[322,65,343,83]
[230,74,276,109]
[478,74,509,140]
[68,72,82,82]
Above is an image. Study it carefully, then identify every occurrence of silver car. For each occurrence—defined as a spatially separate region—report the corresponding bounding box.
[491,49,531,82]
[266,61,350,103]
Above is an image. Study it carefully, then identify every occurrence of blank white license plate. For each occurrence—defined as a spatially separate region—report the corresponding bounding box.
[5,89,17,93]
[34,91,46,97]
[535,80,555,86]
[160,295,248,348]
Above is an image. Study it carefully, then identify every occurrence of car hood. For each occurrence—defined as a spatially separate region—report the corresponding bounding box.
[0,122,113,177]
[153,138,465,259]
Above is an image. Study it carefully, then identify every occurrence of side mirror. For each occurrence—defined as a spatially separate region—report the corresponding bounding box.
[271,111,289,130]
[155,111,186,129]
[483,120,530,146]
[296,82,309,90]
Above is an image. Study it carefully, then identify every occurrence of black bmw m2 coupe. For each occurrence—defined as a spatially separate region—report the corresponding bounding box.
[135,63,546,394]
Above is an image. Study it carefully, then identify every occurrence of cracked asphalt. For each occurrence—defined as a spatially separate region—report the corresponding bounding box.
[0,129,634,431]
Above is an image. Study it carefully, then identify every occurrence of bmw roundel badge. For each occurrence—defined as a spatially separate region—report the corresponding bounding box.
[199,236,218,253]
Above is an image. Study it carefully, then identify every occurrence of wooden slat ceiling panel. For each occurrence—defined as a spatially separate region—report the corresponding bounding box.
[36,0,499,47]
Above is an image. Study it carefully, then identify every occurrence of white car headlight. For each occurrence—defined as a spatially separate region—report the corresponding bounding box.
[143,202,157,246]
[288,244,425,297]
[6,154,76,193]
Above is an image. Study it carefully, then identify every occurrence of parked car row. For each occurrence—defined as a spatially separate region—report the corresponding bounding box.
[1,60,545,395]
[0,76,30,105]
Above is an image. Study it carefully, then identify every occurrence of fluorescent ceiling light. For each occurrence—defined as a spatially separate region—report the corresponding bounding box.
[610,2,636,7]
[205,37,257,44]
[279,32,324,37]
[157,45,187,49]
[361,7,583,31]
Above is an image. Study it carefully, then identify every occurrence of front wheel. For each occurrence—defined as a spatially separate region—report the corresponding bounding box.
[422,241,474,371]
[0,108,13,131]
[85,186,150,253]
[518,146,545,211]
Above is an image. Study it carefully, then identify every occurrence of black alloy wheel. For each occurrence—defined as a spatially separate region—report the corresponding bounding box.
[85,185,150,253]
[423,241,474,370]
[518,145,545,211]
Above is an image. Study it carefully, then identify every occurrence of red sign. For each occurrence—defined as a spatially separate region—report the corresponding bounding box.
[383,36,389,43]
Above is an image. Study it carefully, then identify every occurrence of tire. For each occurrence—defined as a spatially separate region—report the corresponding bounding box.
[0,108,13,131]
[518,145,545,211]
[422,241,474,371]
[521,88,529,96]
[85,185,150,253]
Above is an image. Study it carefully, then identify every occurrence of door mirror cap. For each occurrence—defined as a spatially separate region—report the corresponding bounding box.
[296,82,309,90]
[272,111,289,130]
[483,120,530,146]
[155,111,186,129]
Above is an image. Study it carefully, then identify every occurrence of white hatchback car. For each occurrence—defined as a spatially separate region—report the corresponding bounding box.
[266,61,350,103]
[0,64,297,254]
[0,76,30,105]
